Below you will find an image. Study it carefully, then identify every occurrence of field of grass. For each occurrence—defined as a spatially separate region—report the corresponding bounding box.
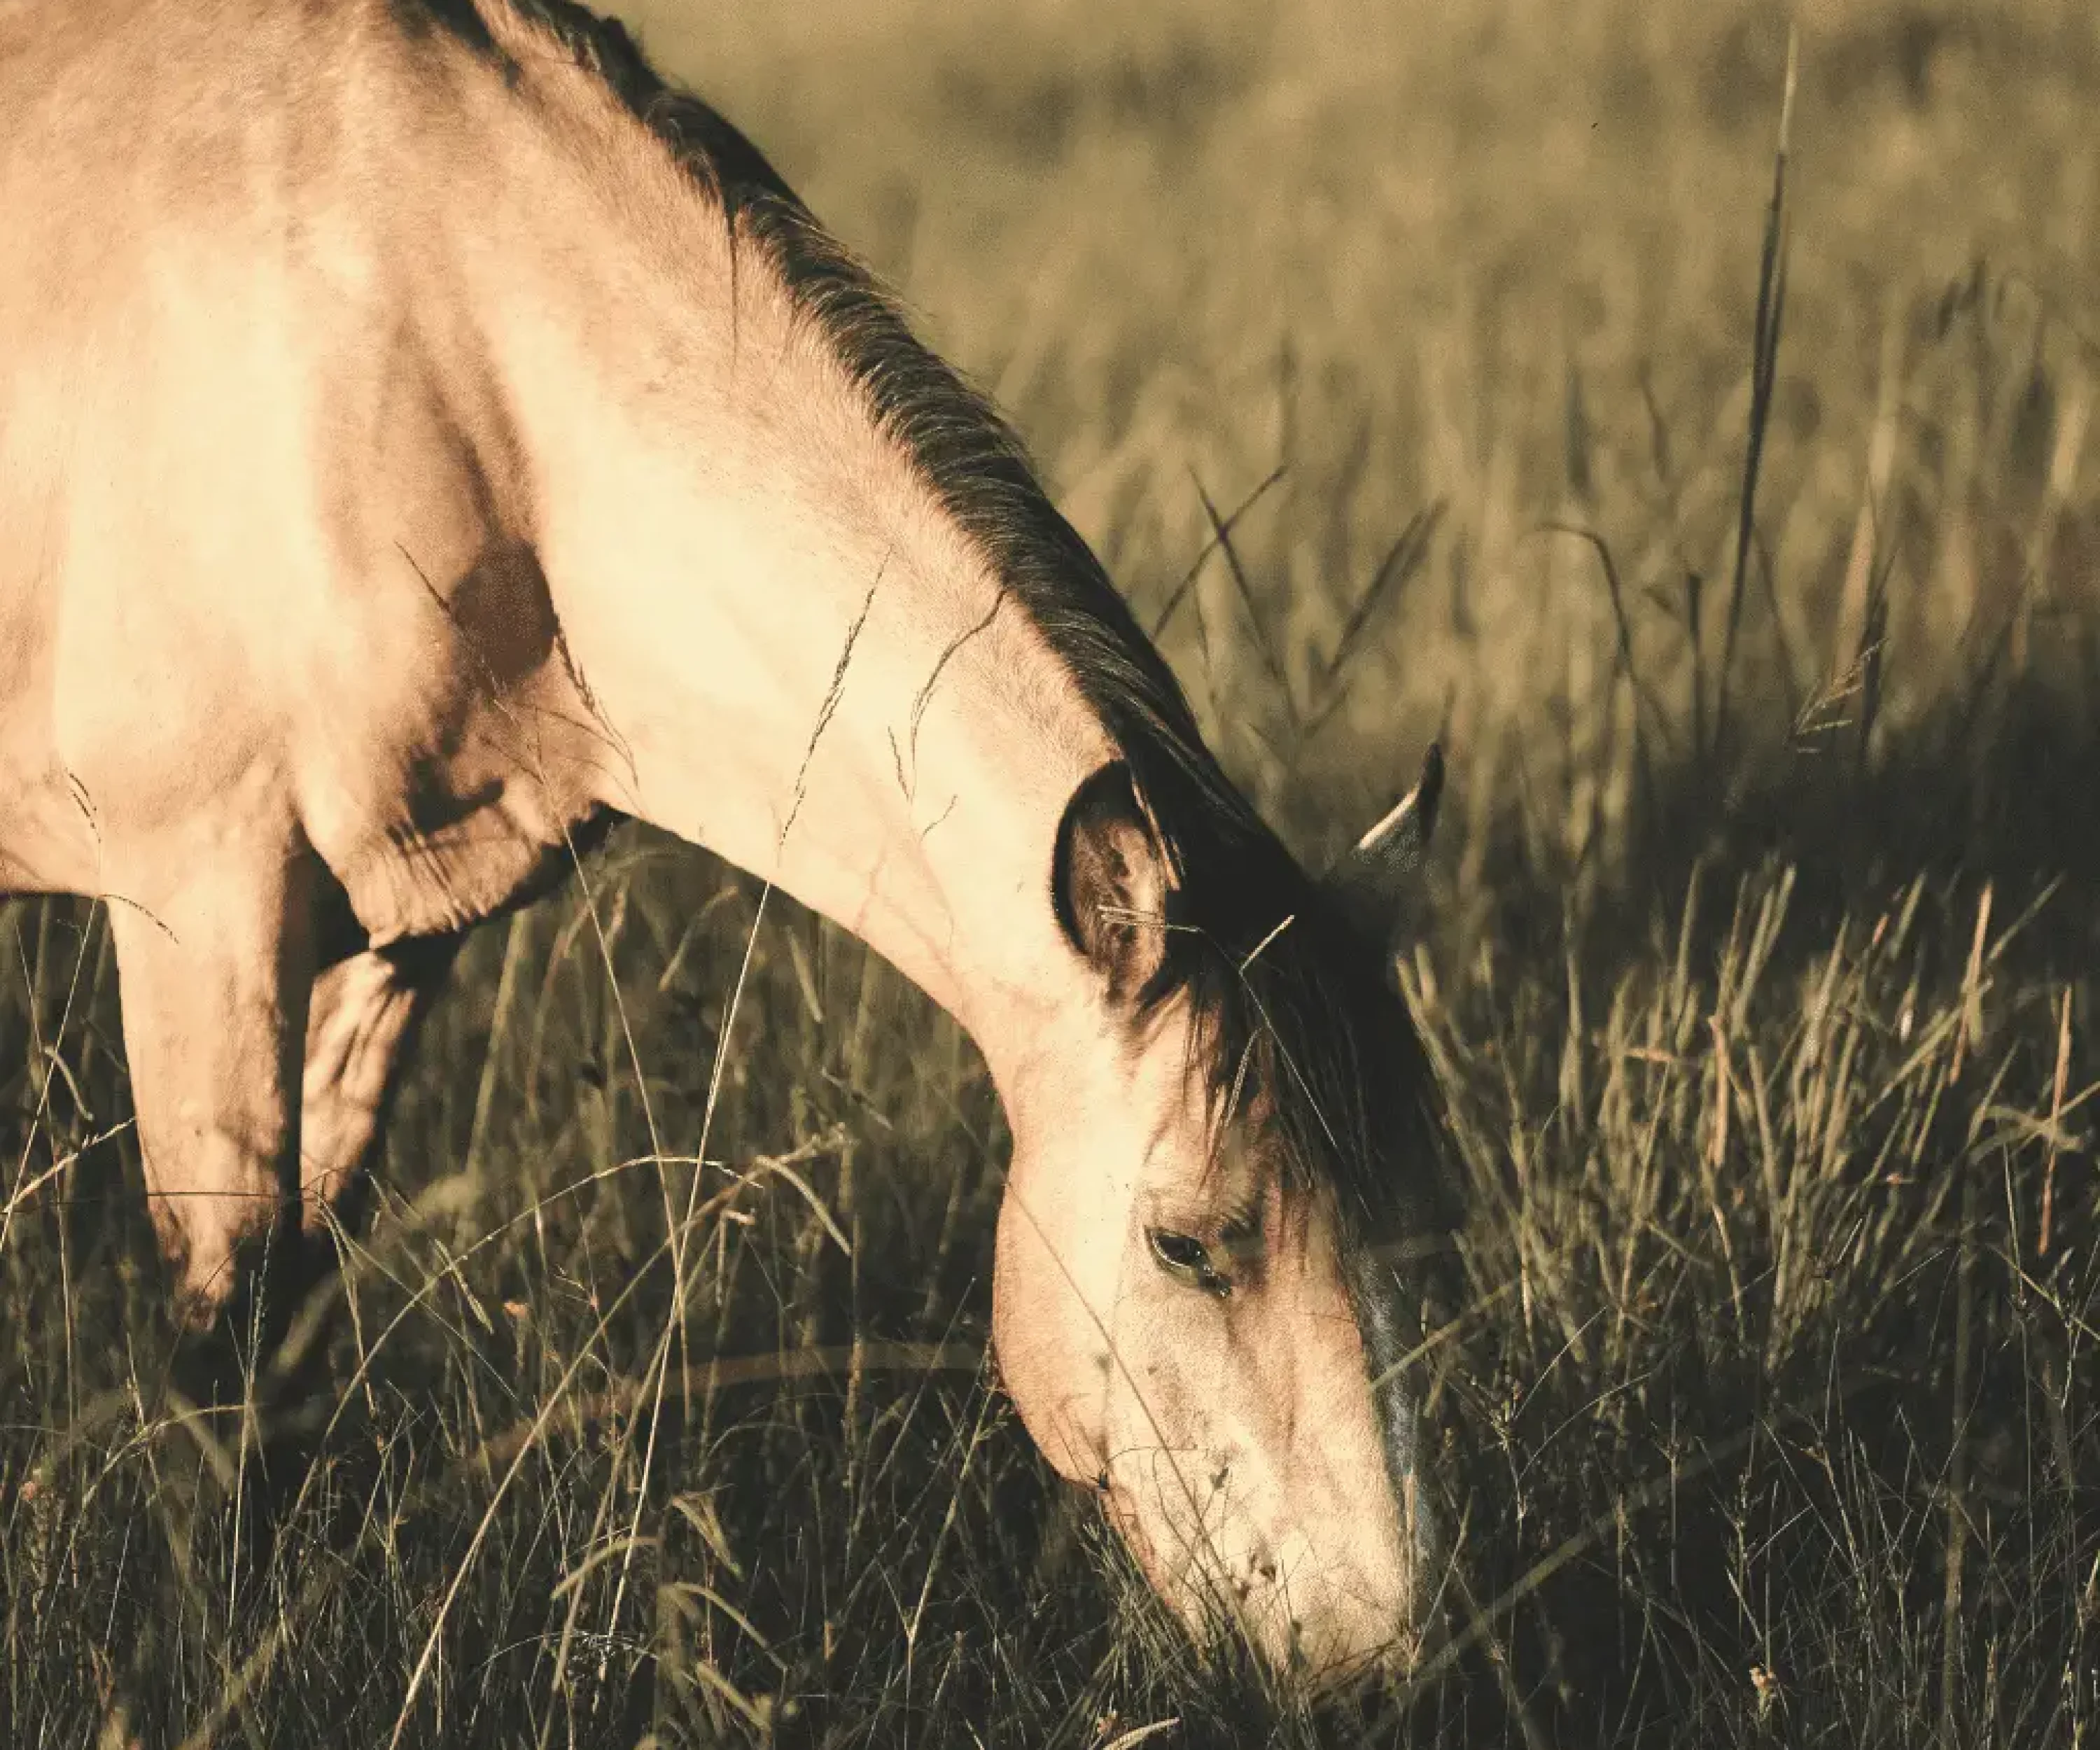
[6,0,2100,1744]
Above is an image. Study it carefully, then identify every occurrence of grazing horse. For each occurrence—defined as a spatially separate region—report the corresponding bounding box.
[0,0,1461,1680]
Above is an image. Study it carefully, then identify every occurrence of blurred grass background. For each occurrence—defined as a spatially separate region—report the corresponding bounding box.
[5,1,2100,1744]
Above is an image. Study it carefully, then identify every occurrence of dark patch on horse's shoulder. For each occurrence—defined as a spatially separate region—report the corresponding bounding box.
[450,538,558,687]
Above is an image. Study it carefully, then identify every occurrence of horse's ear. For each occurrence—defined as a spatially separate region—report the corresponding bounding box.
[1054,762,1172,999]
[1323,742,1444,951]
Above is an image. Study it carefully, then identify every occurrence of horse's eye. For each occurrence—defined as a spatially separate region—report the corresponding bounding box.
[1147,1227,1231,1297]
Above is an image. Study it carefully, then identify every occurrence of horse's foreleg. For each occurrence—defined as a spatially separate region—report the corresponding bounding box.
[104,836,318,1329]
[298,933,461,1247]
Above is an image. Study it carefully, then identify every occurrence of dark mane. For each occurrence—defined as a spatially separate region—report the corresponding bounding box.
[428,0,1452,1263]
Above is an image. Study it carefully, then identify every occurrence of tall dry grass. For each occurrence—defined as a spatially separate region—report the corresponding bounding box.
[4,1,2099,1744]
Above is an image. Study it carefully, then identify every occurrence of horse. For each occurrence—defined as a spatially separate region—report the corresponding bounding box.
[0,0,1462,1681]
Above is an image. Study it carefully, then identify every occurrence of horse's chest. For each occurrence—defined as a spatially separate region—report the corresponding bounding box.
[296,538,615,946]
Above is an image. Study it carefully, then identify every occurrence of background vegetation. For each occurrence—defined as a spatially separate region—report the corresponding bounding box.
[6,0,2100,1743]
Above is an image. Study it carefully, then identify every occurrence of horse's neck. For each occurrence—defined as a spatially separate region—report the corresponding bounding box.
[464,122,1113,1091]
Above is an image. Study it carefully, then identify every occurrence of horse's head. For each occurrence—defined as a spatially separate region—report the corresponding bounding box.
[993,746,1457,1682]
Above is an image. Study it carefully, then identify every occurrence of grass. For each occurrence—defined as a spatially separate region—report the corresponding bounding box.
[6,0,2100,1743]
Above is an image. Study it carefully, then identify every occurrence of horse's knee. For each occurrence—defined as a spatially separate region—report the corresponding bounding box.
[150,1169,297,1332]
